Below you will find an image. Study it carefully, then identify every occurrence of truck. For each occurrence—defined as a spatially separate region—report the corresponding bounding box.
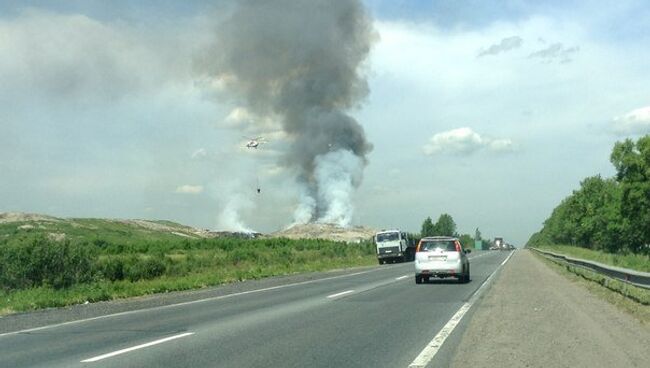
[374,230,416,264]
[494,237,504,249]
[491,237,512,250]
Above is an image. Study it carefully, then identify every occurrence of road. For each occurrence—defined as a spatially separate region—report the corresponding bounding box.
[0,250,511,368]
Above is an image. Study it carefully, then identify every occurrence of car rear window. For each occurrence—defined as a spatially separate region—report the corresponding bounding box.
[419,240,457,252]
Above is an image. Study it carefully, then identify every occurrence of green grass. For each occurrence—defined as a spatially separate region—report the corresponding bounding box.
[0,235,378,315]
[0,256,377,314]
[534,244,650,272]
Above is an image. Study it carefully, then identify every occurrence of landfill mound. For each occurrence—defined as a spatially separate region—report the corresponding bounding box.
[0,212,61,224]
[270,223,376,243]
[0,212,258,240]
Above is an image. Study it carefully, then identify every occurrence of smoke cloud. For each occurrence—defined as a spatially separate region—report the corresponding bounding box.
[198,0,375,227]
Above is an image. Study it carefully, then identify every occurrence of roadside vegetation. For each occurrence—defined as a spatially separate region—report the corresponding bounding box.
[0,234,375,314]
[527,134,650,272]
[533,244,650,273]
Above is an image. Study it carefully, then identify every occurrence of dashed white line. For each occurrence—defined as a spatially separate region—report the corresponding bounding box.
[327,290,355,299]
[81,332,194,362]
[395,275,409,281]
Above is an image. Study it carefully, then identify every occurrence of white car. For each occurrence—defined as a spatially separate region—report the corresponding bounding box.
[414,236,471,284]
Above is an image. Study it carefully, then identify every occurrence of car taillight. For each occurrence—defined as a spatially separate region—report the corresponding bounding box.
[416,242,422,252]
[455,241,461,252]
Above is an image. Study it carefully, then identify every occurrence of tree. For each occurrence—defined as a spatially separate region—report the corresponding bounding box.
[611,135,650,254]
[459,234,473,248]
[536,175,623,251]
[420,217,435,237]
[527,135,650,254]
[433,213,457,237]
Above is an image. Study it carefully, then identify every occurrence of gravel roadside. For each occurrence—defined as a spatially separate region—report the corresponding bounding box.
[451,249,650,368]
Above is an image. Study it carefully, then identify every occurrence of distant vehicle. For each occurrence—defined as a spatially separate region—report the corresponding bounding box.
[414,236,471,284]
[494,237,504,249]
[491,237,512,250]
[374,230,415,264]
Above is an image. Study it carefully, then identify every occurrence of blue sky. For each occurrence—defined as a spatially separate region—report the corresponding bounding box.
[1,1,649,245]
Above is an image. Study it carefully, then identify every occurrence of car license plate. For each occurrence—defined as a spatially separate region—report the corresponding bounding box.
[385,250,392,253]
[428,255,446,261]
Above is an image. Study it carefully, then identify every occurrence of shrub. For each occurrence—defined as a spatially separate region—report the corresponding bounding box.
[98,257,127,281]
[125,255,167,281]
[0,236,96,290]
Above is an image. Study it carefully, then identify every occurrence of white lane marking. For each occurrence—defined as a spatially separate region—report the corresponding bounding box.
[500,252,514,266]
[408,250,515,368]
[395,275,409,281]
[408,303,471,368]
[81,332,194,363]
[327,290,355,299]
[0,269,380,338]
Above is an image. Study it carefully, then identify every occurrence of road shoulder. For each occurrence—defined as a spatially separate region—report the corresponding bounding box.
[450,249,650,368]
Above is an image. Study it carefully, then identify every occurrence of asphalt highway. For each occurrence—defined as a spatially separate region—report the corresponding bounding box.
[0,250,511,368]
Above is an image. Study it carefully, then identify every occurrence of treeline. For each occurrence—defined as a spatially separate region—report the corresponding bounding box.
[419,213,482,248]
[528,135,650,255]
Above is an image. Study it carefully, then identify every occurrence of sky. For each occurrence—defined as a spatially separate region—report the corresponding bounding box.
[1,0,649,246]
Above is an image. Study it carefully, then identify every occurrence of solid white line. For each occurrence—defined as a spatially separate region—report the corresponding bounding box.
[81,332,194,362]
[0,268,379,338]
[468,251,515,305]
[501,251,515,266]
[408,303,471,368]
[327,290,355,299]
[395,275,409,281]
[408,251,516,368]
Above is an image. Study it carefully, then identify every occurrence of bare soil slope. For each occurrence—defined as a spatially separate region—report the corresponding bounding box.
[270,223,376,243]
[0,212,250,241]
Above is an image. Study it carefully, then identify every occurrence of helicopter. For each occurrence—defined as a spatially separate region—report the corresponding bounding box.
[244,136,266,149]
[244,136,265,194]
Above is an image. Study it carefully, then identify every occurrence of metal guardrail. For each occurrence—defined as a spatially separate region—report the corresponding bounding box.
[530,248,650,290]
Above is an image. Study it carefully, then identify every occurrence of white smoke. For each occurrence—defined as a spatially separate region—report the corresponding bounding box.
[217,193,254,233]
[293,149,363,227]
[292,188,317,226]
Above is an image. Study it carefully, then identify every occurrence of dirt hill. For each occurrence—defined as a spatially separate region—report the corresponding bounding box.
[270,223,376,243]
[0,212,255,243]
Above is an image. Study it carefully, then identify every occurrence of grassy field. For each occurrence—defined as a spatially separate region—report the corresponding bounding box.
[534,244,650,273]
[0,217,377,315]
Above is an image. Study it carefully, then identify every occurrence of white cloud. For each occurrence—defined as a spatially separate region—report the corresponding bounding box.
[175,185,204,194]
[191,148,207,159]
[423,127,515,156]
[487,138,516,152]
[612,106,650,134]
[225,107,253,126]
